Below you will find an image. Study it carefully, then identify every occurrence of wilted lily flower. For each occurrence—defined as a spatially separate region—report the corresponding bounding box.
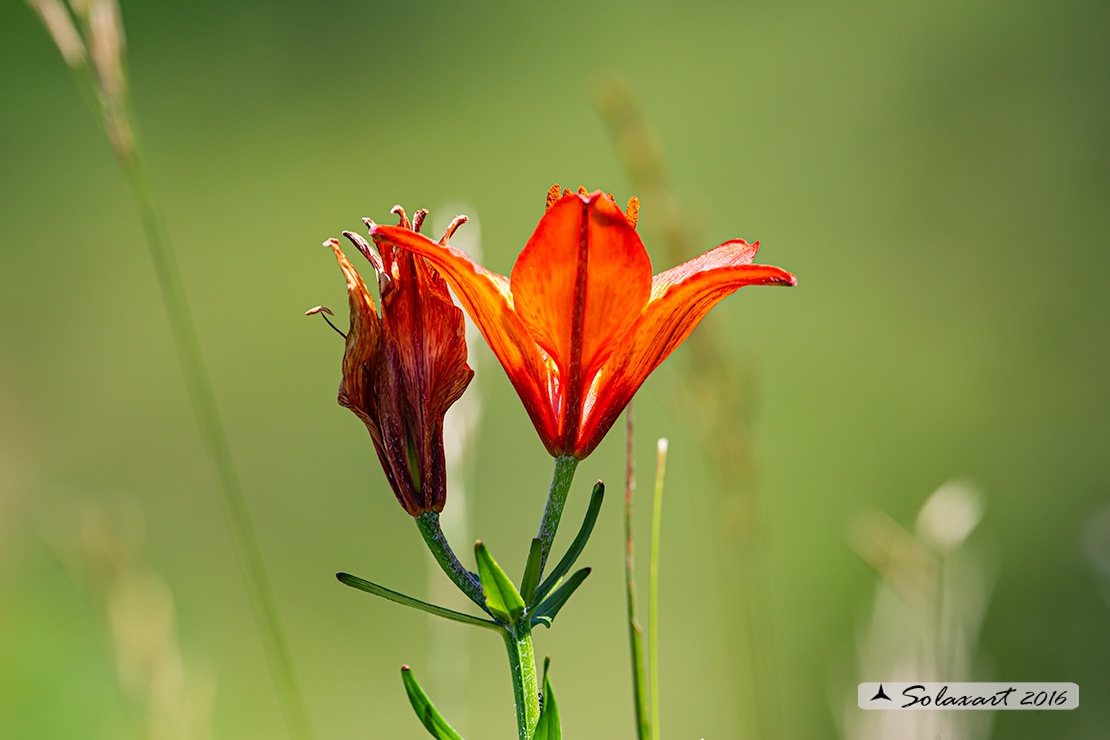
[318,207,474,516]
[369,185,796,459]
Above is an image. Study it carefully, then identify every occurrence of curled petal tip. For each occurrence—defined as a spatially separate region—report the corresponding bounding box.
[362,217,378,230]
[305,305,334,316]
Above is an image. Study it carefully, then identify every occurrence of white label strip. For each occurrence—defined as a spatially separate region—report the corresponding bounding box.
[858,683,1078,710]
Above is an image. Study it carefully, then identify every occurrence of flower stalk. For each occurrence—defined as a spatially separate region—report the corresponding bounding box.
[415,511,486,611]
[535,455,580,575]
[503,619,541,740]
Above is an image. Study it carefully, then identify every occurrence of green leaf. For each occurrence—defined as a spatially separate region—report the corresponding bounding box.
[401,665,466,740]
[520,538,544,605]
[531,567,591,628]
[535,482,604,605]
[336,573,500,631]
[533,656,561,740]
[474,541,526,624]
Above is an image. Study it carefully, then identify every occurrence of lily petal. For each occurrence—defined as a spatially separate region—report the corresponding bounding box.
[510,191,652,384]
[327,239,380,429]
[575,240,796,456]
[369,223,563,454]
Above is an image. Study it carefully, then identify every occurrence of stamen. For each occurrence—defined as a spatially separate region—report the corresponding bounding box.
[577,186,588,196]
[562,188,571,198]
[343,230,385,274]
[305,305,347,339]
[390,205,412,230]
[546,184,561,211]
[412,208,429,234]
[439,215,469,245]
[625,196,639,229]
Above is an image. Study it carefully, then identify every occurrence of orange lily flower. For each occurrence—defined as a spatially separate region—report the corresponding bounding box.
[317,208,474,515]
[367,187,796,459]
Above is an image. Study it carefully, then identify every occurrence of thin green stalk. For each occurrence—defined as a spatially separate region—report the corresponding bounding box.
[535,455,579,575]
[415,511,487,611]
[502,620,540,740]
[35,4,315,736]
[623,405,652,740]
[649,438,668,738]
[120,154,314,740]
[35,4,313,736]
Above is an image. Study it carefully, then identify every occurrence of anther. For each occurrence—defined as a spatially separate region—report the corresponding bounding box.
[391,205,411,230]
[562,187,571,198]
[577,186,588,196]
[439,215,469,245]
[546,184,561,211]
[412,208,429,234]
[625,196,639,229]
[305,305,347,339]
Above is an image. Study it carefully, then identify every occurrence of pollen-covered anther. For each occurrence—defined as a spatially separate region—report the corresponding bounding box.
[562,187,571,198]
[546,184,562,211]
[305,305,347,338]
[626,196,639,229]
[391,205,412,230]
[439,215,469,245]
[577,186,588,196]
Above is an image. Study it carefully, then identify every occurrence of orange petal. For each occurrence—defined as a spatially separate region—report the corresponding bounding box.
[326,239,381,425]
[509,192,652,450]
[575,240,796,456]
[382,249,474,425]
[380,249,474,512]
[511,192,652,378]
[368,223,563,454]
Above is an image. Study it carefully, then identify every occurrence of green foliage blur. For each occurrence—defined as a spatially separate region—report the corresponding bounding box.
[1,0,1107,738]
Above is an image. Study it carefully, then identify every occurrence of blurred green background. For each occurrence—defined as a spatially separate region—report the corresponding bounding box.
[2,0,1108,738]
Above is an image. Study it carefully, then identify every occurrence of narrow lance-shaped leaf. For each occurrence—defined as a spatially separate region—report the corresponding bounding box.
[336,573,500,631]
[531,567,591,628]
[401,665,466,740]
[535,481,604,605]
[475,541,526,624]
[520,538,544,605]
[533,656,562,740]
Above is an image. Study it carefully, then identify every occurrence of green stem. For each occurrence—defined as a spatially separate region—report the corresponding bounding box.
[119,149,314,740]
[623,406,652,740]
[649,439,668,738]
[38,11,313,738]
[535,455,579,575]
[415,511,487,612]
[502,619,540,740]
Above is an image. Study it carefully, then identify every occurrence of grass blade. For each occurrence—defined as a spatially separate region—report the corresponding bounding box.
[649,438,668,738]
[623,406,651,740]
